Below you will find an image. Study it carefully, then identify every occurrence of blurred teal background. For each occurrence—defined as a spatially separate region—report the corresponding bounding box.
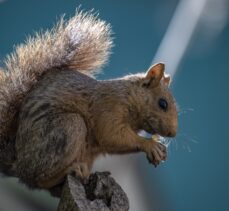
[0,0,228,211]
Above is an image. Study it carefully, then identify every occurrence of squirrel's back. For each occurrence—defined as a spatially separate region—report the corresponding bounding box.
[19,69,97,117]
[0,10,113,174]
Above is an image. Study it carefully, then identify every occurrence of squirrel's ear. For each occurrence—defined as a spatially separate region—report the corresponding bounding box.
[163,74,171,86]
[142,63,165,87]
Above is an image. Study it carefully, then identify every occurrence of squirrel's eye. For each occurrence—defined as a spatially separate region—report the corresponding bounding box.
[158,98,168,111]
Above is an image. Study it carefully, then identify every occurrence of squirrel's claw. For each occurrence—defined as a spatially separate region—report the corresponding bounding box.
[69,162,90,184]
[146,142,167,167]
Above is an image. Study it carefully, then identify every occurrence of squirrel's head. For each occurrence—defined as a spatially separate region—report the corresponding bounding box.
[134,63,178,138]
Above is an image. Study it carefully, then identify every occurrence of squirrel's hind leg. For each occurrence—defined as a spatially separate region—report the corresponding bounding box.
[14,113,89,189]
[68,162,90,183]
[48,161,90,197]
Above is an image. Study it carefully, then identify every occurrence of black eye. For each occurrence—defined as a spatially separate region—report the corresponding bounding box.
[158,98,168,111]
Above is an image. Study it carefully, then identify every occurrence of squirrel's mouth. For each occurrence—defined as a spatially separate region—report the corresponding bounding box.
[139,120,160,138]
[138,130,157,139]
[141,121,156,136]
[138,130,171,147]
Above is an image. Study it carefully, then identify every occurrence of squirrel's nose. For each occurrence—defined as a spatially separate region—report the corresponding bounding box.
[167,119,177,137]
[167,130,176,137]
[167,125,177,137]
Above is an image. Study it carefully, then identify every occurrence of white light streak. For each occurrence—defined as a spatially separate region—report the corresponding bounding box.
[153,0,208,77]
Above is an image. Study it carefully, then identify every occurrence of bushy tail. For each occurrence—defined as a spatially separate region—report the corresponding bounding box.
[0,10,113,172]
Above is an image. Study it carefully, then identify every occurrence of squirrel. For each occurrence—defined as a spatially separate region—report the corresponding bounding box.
[0,10,177,192]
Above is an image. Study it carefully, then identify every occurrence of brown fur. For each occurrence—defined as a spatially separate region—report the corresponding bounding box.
[0,11,177,191]
[0,10,112,173]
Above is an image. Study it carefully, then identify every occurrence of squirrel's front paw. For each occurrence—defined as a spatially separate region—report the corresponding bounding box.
[146,142,167,167]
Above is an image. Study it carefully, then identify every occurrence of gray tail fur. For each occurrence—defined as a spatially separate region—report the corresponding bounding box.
[0,10,113,174]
